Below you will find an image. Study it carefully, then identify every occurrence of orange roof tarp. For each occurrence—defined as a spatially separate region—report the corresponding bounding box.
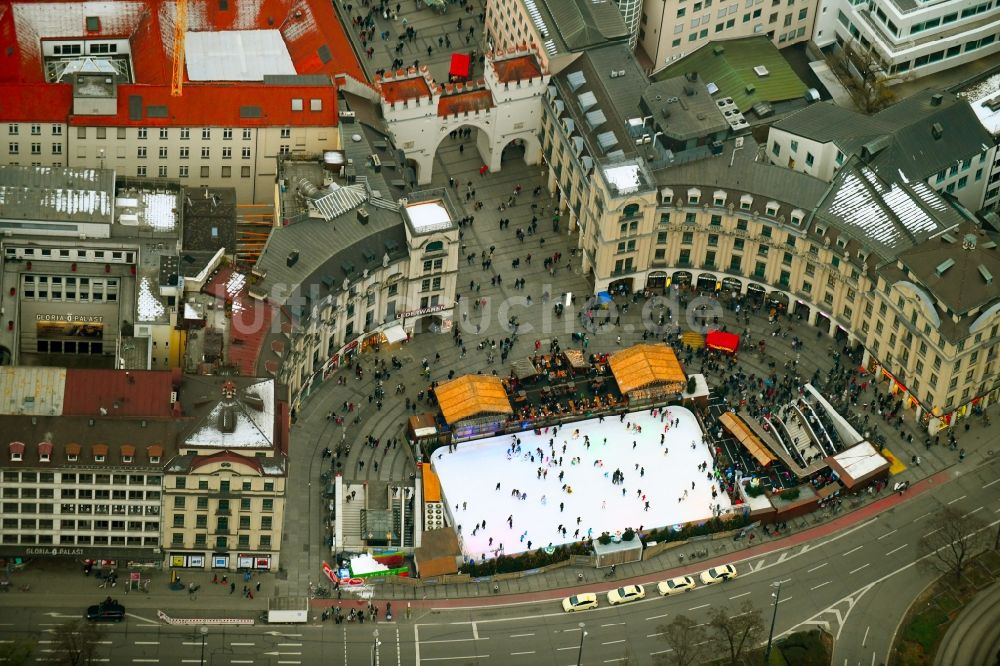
[608,344,686,394]
[435,375,512,424]
[422,463,442,502]
[719,412,777,468]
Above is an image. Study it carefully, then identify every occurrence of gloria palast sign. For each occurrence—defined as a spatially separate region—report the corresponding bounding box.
[26,547,85,556]
[35,314,105,323]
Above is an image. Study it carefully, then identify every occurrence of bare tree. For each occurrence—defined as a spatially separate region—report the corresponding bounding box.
[54,620,105,666]
[828,39,896,113]
[919,506,989,584]
[708,600,764,666]
[656,614,708,666]
[0,636,35,665]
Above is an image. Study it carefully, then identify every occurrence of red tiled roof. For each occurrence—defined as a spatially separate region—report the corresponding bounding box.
[37,441,53,455]
[65,442,81,455]
[92,443,109,456]
[0,0,362,85]
[380,75,432,104]
[204,267,274,375]
[67,82,337,127]
[437,90,494,117]
[146,444,163,458]
[0,83,72,121]
[63,369,175,418]
[120,444,136,457]
[230,297,275,377]
[492,54,542,83]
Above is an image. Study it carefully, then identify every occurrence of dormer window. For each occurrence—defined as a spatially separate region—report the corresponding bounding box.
[765,201,779,216]
[660,188,673,204]
[67,452,78,462]
[9,442,24,463]
[39,451,50,463]
[150,455,161,464]
[740,194,753,210]
[123,455,133,463]
[713,190,726,206]
[93,444,108,464]
[790,209,804,226]
[95,454,106,463]
[687,188,701,204]
[38,441,53,463]
[66,442,80,462]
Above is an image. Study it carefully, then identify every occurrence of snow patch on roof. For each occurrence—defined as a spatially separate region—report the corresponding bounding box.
[137,276,166,322]
[141,191,178,231]
[186,378,275,449]
[827,167,939,251]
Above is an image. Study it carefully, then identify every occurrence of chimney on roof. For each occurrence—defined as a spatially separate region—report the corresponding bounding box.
[930,93,943,106]
[931,123,944,140]
[357,208,370,224]
[686,71,698,82]
[286,250,299,267]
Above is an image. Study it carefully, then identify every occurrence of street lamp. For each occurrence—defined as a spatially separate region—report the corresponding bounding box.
[370,628,381,666]
[199,626,208,666]
[575,622,587,666]
[764,581,782,662]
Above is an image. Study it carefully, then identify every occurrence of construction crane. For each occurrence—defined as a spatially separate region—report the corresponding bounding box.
[171,0,188,96]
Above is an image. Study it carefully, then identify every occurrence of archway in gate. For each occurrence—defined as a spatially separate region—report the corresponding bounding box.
[499,133,542,169]
[427,122,492,184]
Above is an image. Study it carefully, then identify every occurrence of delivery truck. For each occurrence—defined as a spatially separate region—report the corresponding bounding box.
[264,596,310,624]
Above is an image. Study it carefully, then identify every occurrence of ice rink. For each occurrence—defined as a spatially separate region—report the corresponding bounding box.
[431,406,733,561]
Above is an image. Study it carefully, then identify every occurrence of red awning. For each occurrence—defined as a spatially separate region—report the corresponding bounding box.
[449,52,471,80]
[706,330,740,353]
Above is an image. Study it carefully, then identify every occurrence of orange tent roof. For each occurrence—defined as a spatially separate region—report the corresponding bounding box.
[421,463,441,502]
[435,375,512,424]
[719,412,777,467]
[608,344,686,394]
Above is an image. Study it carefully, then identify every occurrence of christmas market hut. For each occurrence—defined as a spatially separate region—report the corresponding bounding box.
[608,343,686,403]
[434,374,513,441]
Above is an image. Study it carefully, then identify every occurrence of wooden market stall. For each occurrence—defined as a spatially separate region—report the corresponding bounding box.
[434,374,513,441]
[563,349,589,374]
[719,411,777,468]
[825,441,890,492]
[608,344,686,402]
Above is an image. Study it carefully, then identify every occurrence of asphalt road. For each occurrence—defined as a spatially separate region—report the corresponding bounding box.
[3,454,996,665]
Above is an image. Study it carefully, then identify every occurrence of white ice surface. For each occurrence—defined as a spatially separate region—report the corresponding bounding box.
[431,407,733,561]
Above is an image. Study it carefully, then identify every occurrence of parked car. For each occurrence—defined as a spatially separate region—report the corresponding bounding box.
[657,576,696,596]
[607,584,646,605]
[699,565,738,585]
[562,593,598,612]
[86,600,125,622]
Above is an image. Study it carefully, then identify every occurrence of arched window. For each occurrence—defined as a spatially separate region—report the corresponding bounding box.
[425,241,444,253]
[623,203,640,217]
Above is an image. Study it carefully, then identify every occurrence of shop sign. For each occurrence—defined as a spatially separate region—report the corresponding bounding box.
[397,304,449,319]
[170,554,205,568]
[237,554,271,569]
[26,547,84,556]
[35,314,104,322]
